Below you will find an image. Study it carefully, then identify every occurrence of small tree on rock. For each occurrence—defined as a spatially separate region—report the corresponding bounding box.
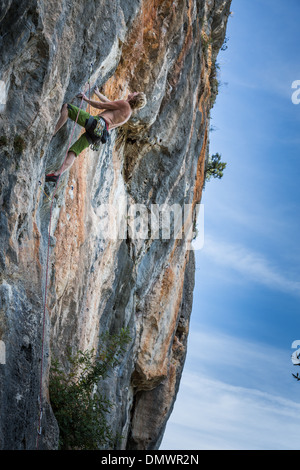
[205,152,227,182]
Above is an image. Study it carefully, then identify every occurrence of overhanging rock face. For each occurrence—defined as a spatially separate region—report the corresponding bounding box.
[0,0,231,450]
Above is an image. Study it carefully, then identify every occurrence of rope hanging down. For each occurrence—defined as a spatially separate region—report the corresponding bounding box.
[88,62,93,114]
[36,66,93,449]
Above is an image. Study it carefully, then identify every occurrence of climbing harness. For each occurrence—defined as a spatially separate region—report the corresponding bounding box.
[76,61,110,152]
[91,124,110,151]
[94,118,107,138]
[84,116,109,151]
[36,65,94,448]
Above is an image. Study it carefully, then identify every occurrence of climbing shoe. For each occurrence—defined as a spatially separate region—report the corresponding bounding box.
[45,173,59,183]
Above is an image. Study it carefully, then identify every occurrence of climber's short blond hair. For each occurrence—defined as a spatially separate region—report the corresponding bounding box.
[128,92,147,110]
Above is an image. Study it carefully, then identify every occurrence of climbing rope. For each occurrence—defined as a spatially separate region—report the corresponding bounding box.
[36,66,94,449]
[88,62,93,114]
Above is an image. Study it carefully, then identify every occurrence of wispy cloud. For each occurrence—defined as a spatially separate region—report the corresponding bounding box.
[161,328,300,450]
[161,373,300,450]
[202,237,300,296]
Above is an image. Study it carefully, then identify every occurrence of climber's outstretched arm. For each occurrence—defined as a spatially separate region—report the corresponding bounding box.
[94,86,111,102]
[78,93,122,110]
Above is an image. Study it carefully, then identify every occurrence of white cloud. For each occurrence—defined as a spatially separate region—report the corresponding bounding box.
[186,328,288,381]
[161,329,300,450]
[202,237,300,296]
[161,373,300,450]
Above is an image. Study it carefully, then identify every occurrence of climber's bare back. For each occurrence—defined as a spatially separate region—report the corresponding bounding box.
[98,100,132,131]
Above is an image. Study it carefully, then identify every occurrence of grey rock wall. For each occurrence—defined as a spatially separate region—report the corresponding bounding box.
[0,0,231,450]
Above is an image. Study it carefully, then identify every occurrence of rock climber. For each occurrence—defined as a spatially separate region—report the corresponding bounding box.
[45,87,147,183]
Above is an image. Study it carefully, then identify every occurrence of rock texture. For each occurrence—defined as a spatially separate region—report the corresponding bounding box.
[0,0,231,450]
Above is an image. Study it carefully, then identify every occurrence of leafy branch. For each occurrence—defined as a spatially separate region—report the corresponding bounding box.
[49,327,131,450]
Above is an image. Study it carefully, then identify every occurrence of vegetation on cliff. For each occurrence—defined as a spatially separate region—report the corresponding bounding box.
[49,328,131,450]
[205,152,227,182]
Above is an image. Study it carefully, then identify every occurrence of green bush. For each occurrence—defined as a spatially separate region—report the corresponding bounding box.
[0,135,8,147]
[13,135,26,153]
[49,328,131,450]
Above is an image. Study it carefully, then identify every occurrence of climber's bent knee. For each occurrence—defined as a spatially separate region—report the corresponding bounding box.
[69,133,90,157]
[67,103,91,128]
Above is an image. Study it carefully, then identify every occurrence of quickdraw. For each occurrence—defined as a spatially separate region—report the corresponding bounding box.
[38,180,71,203]
[90,118,106,151]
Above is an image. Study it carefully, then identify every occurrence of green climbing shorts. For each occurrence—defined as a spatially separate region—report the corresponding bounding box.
[67,103,91,157]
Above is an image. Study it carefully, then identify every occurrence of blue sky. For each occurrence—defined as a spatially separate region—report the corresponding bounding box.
[161,0,300,450]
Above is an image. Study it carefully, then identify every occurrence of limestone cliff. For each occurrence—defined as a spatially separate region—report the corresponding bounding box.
[0,0,231,450]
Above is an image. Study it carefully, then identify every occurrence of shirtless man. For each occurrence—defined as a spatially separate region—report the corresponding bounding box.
[45,87,146,182]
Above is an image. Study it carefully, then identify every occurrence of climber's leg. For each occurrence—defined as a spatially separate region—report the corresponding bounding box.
[46,103,92,182]
[68,133,91,157]
[54,103,69,134]
[66,104,91,127]
[45,152,76,182]
[54,103,91,134]
[45,133,90,182]
[54,151,76,175]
